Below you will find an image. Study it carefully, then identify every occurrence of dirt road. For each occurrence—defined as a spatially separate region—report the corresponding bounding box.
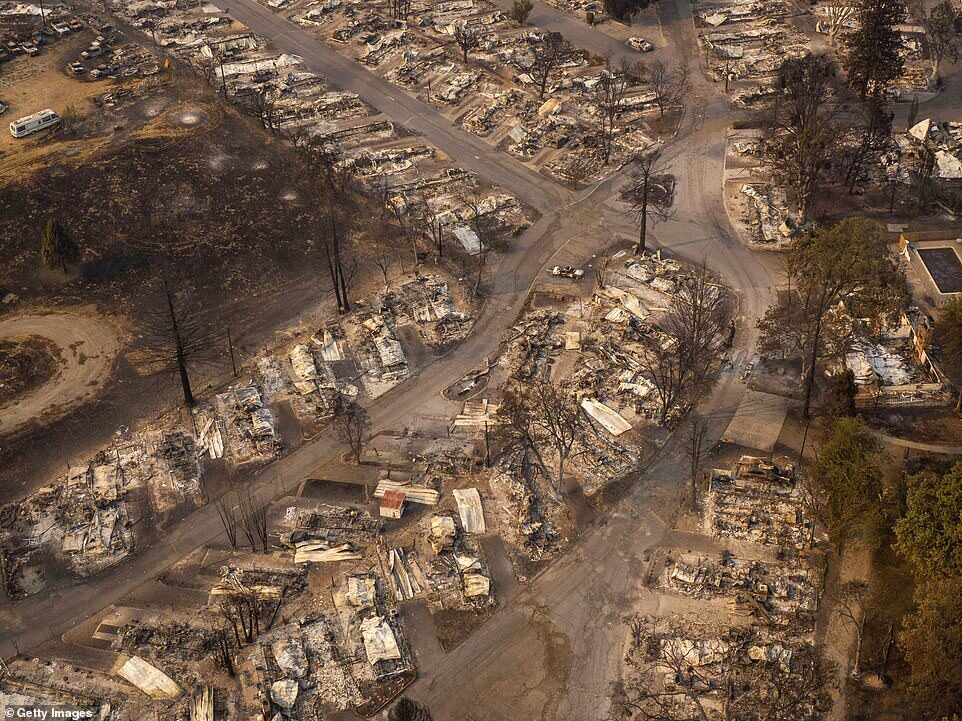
[0,311,120,437]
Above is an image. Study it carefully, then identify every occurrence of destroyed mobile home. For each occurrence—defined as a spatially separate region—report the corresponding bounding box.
[254,0,668,184]
[618,618,832,721]
[618,456,830,720]
[107,0,533,246]
[696,0,932,108]
[0,427,204,599]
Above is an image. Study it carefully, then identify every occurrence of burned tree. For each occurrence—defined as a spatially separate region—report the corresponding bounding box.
[836,580,870,676]
[213,625,236,675]
[637,332,689,425]
[922,0,962,85]
[496,378,582,496]
[844,0,906,99]
[373,175,421,267]
[390,0,412,19]
[218,587,260,645]
[524,31,573,99]
[822,0,856,46]
[216,498,239,548]
[299,143,360,313]
[684,416,710,509]
[594,60,642,165]
[408,188,446,262]
[454,22,482,64]
[141,279,222,407]
[640,266,732,424]
[842,95,893,194]
[756,217,904,417]
[764,54,841,220]
[460,187,503,299]
[238,86,281,135]
[646,60,689,118]
[662,264,734,392]
[333,399,369,464]
[238,490,270,553]
[621,149,674,255]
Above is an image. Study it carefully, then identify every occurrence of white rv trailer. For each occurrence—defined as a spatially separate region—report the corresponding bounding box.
[9,109,61,138]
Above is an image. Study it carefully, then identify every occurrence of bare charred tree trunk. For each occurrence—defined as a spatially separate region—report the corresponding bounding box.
[837,580,870,677]
[647,60,689,118]
[454,23,481,64]
[685,417,710,510]
[142,279,222,408]
[215,627,235,676]
[594,60,635,165]
[333,400,370,464]
[844,95,892,194]
[637,174,649,254]
[216,498,239,548]
[165,280,194,407]
[525,32,571,100]
[298,142,359,314]
[238,491,270,553]
[622,150,674,256]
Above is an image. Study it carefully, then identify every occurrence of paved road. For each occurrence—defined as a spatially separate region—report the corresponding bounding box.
[868,427,962,455]
[491,0,643,65]
[0,1,778,712]
[405,2,776,718]
[214,0,567,213]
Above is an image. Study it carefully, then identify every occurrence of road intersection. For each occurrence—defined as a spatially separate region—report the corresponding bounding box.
[1,2,778,719]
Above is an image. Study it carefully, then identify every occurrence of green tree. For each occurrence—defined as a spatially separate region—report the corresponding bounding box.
[844,0,906,98]
[510,0,533,24]
[894,463,962,715]
[810,417,885,552]
[899,574,962,716]
[895,462,962,579]
[935,297,962,412]
[39,218,81,273]
[757,218,905,417]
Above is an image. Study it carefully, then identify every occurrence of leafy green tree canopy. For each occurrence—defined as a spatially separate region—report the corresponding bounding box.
[896,461,962,579]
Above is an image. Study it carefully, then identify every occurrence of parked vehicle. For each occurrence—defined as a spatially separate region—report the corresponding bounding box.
[51,21,71,36]
[9,108,60,138]
[20,42,40,56]
[551,265,585,279]
[81,44,104,60]
[0,102,8,116]
[68,61,85,74]
[628,37,655,52]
